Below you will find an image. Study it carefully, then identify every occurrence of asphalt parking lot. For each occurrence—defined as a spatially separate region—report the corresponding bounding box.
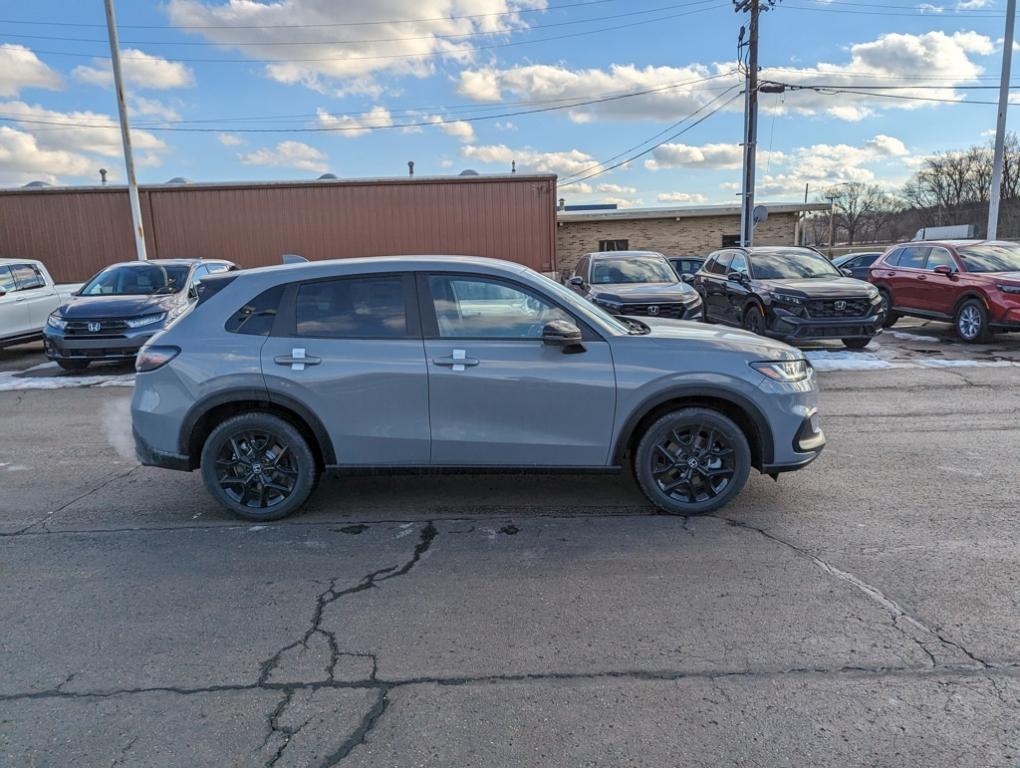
[1,324,1019,766]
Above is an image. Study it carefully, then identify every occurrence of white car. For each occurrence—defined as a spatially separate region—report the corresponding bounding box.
[0,258,82,349]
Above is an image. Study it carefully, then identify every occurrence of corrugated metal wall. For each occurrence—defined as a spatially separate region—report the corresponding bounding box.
[0,175,558,282]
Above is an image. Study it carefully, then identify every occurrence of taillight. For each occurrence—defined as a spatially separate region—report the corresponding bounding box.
[135,345,180,372]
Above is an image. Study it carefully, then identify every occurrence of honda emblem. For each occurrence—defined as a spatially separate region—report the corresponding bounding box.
[87,321,102,332]
[647,305,660,316]
[834,300,846,311]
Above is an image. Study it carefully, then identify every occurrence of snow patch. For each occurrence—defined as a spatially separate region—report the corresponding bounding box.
[805,350,893,371]
[0,366,134,391]
[887,330,941,343]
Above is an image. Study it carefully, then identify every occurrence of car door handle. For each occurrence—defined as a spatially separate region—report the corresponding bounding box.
[274,351,321,369]
[433,351,479,371]
[917,275,927,280]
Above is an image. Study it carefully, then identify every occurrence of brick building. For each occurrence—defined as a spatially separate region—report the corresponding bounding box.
[555,202,830,274]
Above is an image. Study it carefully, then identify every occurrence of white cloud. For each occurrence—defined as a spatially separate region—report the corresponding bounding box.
[493,120,517,131]
[457,30,995,123]
[957,0,991,7]
[597,183,637,194]
[73,49,195,90]
[0,44,61,97]
[240,140,328,173]
[657,192,708,203]
[559,181,593,194]
[460,143,601,176]
[600,196,643,208]
[166,0,547,94]
[430,116,475,142]
[917,3,944,12]
[0,126,94,185]
[645,142,746,171]
[0,101,167,159]
[217,132,243,146]
[316,105,393,137]
[130,96,181,122]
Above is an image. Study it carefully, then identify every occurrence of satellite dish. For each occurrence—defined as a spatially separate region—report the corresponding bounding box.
[752,205,769,226]
[317,173,338,180]
[459,169,480,176]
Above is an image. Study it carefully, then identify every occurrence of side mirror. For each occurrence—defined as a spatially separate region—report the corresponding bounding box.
[840,268,854,277]
[727,271,747,283]
[568,276,584,288]
[0,288,6,297]
[680,273,694,284]
[933,265,955,276]
[542,320,583,349]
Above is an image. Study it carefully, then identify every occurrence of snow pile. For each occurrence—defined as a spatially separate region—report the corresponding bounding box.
[0,362,134,392]
[804,350,893,371]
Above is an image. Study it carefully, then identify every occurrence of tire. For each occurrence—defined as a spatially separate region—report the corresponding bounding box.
[56,359,89,372]
[200,412,319,521]
[878,290,899,328]
[842,338,871,350]
[742,303,766,336]
[697,292,712,323]
[955,298,991,343]
[633,407,751,516]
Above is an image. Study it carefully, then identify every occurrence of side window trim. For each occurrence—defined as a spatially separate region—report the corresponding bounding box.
[272,272,421,340]
[415,271,602,342]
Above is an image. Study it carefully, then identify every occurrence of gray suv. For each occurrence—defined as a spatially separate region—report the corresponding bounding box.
[132,256,825,521]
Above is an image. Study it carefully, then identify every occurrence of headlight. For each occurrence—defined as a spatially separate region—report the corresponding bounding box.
[124,312,167,328]
[770,292,804,305]
[751,359,811,383]
[46,313,68,329]
[996,283,1020,294]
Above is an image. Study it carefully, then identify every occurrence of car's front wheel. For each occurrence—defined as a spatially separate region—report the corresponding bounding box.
[742,303,766,336]
[200,412,319,521]
[56,359,90,372]
[633,407,751,515]
[878,289,899,328]
[842,338,871,350]
[955,298,991,343]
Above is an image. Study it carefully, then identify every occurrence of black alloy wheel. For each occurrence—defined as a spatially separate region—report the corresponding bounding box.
[201,412,318,521]
[879,290,899,328]
[842,338,871,350]
[742,304,766,336]
[634,407,751,515]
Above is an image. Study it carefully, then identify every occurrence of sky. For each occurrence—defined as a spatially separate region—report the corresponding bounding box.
[0,0,1016,207]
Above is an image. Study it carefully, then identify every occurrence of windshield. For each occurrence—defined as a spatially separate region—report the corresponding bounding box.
[80,264,190,296]
[957,243,1020,273]
[531,271,630,335]
[750,250,840,280]
[591,256,677,285]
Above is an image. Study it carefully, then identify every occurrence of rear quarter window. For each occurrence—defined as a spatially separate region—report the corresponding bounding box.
[225,285,285,336]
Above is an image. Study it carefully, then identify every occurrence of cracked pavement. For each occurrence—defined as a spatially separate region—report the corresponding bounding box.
[1,363,1019,766]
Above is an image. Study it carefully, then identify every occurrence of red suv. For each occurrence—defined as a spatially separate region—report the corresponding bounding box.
[869,240,1020,342]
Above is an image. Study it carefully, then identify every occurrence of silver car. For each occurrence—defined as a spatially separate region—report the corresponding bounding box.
[131,256,825,521]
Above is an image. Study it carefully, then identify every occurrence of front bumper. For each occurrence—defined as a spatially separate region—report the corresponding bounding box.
[44,327,159,362]
[765,309,883,341]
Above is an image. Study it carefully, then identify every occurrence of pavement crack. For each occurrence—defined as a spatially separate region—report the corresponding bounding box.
[715,516,990,669]
[317,687,390,767]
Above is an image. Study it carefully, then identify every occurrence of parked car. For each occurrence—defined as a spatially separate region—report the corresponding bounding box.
[667,256,706,281]
[691,246,884,349]
[44,258,235,370]
[0,259,82,350]
[567,250,703,320]
[832,251,883,281]
[868,239,1020,342]
[132,256,825,521]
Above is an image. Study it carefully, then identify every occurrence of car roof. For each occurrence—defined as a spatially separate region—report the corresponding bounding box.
[223,254,533,283]
[891,239,1008,249]
[585,250,667,259]
[100,258,231,268]
[0,257,43,267]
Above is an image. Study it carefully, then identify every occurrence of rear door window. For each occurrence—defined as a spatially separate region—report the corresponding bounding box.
[0,266,16,294]
[11,264,45,290]
[294,276,407,339]
[895,246,930,270]
[883,249,903,266]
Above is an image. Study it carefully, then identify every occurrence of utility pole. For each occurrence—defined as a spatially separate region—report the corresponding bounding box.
[827,193,837,250]
[737,0,760,247]
[988,0,1016,240]
[104,0,147,261]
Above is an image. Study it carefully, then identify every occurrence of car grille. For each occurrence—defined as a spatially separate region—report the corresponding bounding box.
[804,298,871,319]
[65,319,130,337]
[620,302,691,319]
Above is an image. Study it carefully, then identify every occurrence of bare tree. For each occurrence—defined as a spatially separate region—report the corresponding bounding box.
[821,183,896,244]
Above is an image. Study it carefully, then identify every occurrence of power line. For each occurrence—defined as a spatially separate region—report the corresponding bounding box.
[16,4,729,64]
[783,1,1009,15]
[560,90,745,185]
[0,73,739,134]
[0,0,720,47]
[0,0,627,30]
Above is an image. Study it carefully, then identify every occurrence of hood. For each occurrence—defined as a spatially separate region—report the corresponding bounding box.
[638,317,802,360]
[56,293,182,319]
[591,282,697,302]
[756,276,875,298]
[991,271,1020,283]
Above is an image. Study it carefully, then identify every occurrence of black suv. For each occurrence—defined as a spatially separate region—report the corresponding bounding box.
[568,250,702,320]
[692,246,884,348]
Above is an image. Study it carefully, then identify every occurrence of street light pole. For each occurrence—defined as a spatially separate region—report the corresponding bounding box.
[988,0,1016,240]
[104,0,147,261]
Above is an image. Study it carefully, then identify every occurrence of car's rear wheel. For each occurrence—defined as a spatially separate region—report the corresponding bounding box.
[200,412,319,521]
[955,298,991,343]
[742,303,766,336]
[878,289,899,328]
[633,407,751,515]
[56,359,89,372]
[842,338,871,350]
